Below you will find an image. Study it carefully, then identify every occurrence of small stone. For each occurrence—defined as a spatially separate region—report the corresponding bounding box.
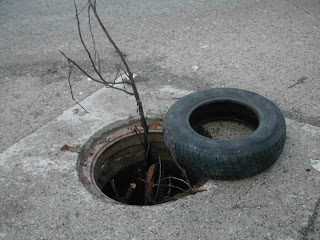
[191,66,199,71]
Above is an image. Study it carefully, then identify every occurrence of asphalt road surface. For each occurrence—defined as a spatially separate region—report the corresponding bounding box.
[1,0,319,152]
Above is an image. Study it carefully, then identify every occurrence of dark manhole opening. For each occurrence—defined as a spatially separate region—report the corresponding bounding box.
[79,125,206,206]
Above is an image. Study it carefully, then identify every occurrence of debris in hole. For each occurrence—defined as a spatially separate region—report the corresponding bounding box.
[124,183,136,202]
[110,179,120,199]
[98,159,207,206]
[79,130,207,206]
[145,163,158,204]
[61,144,81,153]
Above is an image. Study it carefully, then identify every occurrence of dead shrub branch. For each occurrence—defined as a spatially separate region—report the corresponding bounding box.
[62,0,205,205]
[67,62,89,113]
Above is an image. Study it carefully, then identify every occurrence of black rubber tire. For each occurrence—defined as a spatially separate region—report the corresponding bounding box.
[163,88,286,179]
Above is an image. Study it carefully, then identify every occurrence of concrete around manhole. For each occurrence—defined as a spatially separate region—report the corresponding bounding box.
[189,101,258,140]
[78,121,206,206]
[199,120,255,140]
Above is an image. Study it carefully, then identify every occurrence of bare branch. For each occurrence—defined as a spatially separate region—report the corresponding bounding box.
[76,1,89,17]
[133,125,150,160]
[67,61,89,113]
[87,0,132,75]
[73,0,107,84]
[163,117,192,188]
[167,176,172,197]
[105,84,135,95]
[133,127,144,148]
[154,154,162,201]
[112,63,130,86]
[64,0,152,175]
[138,177,187,195]
[88,4,101,70]
[60,51,102,83]
[113,63,122,83]
[110,179,120,200]
[116,62,130,79]
[155,176,190,189]
[150,183,186,194]
[60,51,135,95]
[87,0,149,159]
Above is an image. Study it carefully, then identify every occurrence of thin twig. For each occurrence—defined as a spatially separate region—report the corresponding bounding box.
[138,177,187,194]
[164,117,192,188]
[154,154,162,201]
[133,127,144,148]
[60,51,102,83]
[133,126,150,162]
[76,1,89,17]
[116,62,130,79]
[113,63,123,84]
[155,176,190,189]
[87,0,131,74]
[110,179,120,200]
[88,4,101,71]
[288,76,307,88]
[112,63,129,94]
[104,83,135,95]
[144,163,157,204]
[150,183,186,193]
[60,51,135,96]
[73,0,107,85]
[167,176,172,197]
[67,62,89,113]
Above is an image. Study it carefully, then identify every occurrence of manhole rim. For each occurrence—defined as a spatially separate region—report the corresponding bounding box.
[77,117,164,204]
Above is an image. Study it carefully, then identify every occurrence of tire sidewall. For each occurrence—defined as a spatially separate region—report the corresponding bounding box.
[165,88,286,157]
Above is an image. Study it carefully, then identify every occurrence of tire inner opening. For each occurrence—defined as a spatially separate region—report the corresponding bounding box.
[189,101,259,140]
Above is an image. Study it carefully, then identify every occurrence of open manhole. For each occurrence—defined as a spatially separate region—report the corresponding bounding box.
[78,121,206,206]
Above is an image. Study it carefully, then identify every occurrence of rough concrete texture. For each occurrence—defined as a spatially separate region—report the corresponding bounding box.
[1,86,320,240]
[0,0,320,239]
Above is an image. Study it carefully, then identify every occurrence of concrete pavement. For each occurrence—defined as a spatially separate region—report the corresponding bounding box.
[1,85,320,239]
